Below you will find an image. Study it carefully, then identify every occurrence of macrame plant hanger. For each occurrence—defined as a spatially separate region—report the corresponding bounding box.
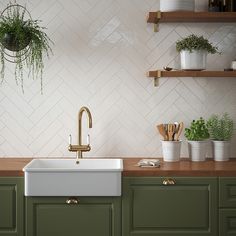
[0,0,32,63]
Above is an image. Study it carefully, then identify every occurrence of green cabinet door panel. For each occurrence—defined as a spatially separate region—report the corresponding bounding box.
[0,177,24,236]
[26,196,121,236]
[219,177,236,208]
[219,209,236,236]
[122,177,217,236]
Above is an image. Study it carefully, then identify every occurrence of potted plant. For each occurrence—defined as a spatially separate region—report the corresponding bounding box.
[176,34,219,70]
[0,4,53,93]
[185,117,210,162]
[207,113,234,161]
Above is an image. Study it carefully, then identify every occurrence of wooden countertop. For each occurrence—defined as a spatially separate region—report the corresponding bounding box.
[0,158,32,176]
[0,158,236,177]
[123,158,236,177]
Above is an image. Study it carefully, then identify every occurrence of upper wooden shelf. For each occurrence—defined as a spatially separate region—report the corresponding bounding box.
[147,11,236,24]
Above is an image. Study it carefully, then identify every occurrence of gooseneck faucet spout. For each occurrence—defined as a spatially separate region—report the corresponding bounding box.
[78,107,92,147]
[68,106,93,163]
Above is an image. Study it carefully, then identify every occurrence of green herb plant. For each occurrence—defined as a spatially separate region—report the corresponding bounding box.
[0,4,53,93]
[207,113,234,141]
[176,34,219,54]
[185,117,210,141]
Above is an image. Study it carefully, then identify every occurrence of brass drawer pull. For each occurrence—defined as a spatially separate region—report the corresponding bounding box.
[163,178,176,186]
[66,197,79,205]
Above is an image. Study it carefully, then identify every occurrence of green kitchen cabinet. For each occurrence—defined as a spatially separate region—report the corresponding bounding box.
[219,177,236,236]
[26,196,121,236]
[219,177,236,208]
[219,209,236,236]
[122,177,218,236]
[0,177,24,236]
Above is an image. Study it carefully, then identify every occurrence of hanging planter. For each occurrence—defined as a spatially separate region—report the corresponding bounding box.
[2,31,31,51]
[0,3,53,93]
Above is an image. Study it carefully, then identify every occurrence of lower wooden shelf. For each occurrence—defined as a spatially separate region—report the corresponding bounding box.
[147,70,236,86]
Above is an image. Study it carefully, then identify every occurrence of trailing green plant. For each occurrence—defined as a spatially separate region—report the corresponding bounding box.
[0,4,53,93]
[176,34,219,54]
[185,117,210,141]
[207,113,234,141]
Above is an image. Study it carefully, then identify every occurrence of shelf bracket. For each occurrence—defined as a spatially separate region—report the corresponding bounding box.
[154,70,161,87]
[154,11,161,32]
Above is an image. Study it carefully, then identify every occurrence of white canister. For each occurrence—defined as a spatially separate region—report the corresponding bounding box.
[188,141,209,162]
[160,0,194,12]
[180,50,207,70]
[195,0,208,12]
[231,61,236,70]
[212,141,230,162]
[161,141,182,162]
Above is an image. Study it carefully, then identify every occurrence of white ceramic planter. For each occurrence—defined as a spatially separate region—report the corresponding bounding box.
[212,141,230,162]
[188,141,209,162]
[231,61,236,70]
[180,50,207,70]
[160,0,194,12]
[195,0,208,12]
[161,141,182,162]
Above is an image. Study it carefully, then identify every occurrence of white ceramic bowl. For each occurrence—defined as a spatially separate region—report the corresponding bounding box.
[160,0,195,12]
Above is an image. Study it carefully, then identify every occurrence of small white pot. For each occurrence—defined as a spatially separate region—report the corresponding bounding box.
[161,141,182,162]
[188,141,209,162]
[212,141,230,162]
[231,61,236,70]
[195,0,208,12]
[160,0,194,12]
[180,50,207,70]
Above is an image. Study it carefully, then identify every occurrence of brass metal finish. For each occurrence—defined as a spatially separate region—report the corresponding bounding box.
[163,178,176,186]
[154,11,161,32]
[68,106,93,162]
[66,197,79,205]
[154,70,161,87]
[154,77,159,87]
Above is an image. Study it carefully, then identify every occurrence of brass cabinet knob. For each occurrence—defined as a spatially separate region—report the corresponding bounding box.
[162,178,176,186]
[66,197,79,205]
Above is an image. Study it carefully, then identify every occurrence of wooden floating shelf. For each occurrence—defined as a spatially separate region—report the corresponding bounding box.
[147,11,236,24]
[147,70,236,86]
[147,70,236,78]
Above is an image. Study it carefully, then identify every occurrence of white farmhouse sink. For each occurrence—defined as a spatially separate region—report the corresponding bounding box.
[23,159,123,197]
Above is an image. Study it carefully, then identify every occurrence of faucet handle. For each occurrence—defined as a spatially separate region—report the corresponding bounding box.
[69,134,72,145]
[87,134,90,146]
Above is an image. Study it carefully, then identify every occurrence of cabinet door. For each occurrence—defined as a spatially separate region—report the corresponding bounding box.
[219,177,236,208]
[26,196,121,236]
[122,177,217,236]
[0,177,24,236]
[219,209,236,236]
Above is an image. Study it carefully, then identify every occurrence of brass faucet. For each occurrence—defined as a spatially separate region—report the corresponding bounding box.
[68,107,92,163]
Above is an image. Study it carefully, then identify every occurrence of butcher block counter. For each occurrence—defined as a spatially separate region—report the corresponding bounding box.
[0,157,236,177]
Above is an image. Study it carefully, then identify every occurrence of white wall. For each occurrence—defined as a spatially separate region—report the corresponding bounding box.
[0,0,236,158]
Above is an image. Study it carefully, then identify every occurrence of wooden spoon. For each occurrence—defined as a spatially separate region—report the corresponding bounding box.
[174,122,184,141]
[157,124,167,141]
[167,124,175,141]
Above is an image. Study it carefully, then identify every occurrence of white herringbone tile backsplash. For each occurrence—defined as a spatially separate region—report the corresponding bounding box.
[0,0,236,158]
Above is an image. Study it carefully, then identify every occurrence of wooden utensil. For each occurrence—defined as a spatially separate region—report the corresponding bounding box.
[167,124,175,141]
[174,122,184,141]
[157,124,167,141]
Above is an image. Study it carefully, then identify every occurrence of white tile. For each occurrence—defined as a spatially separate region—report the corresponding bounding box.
[1,0,236,158]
